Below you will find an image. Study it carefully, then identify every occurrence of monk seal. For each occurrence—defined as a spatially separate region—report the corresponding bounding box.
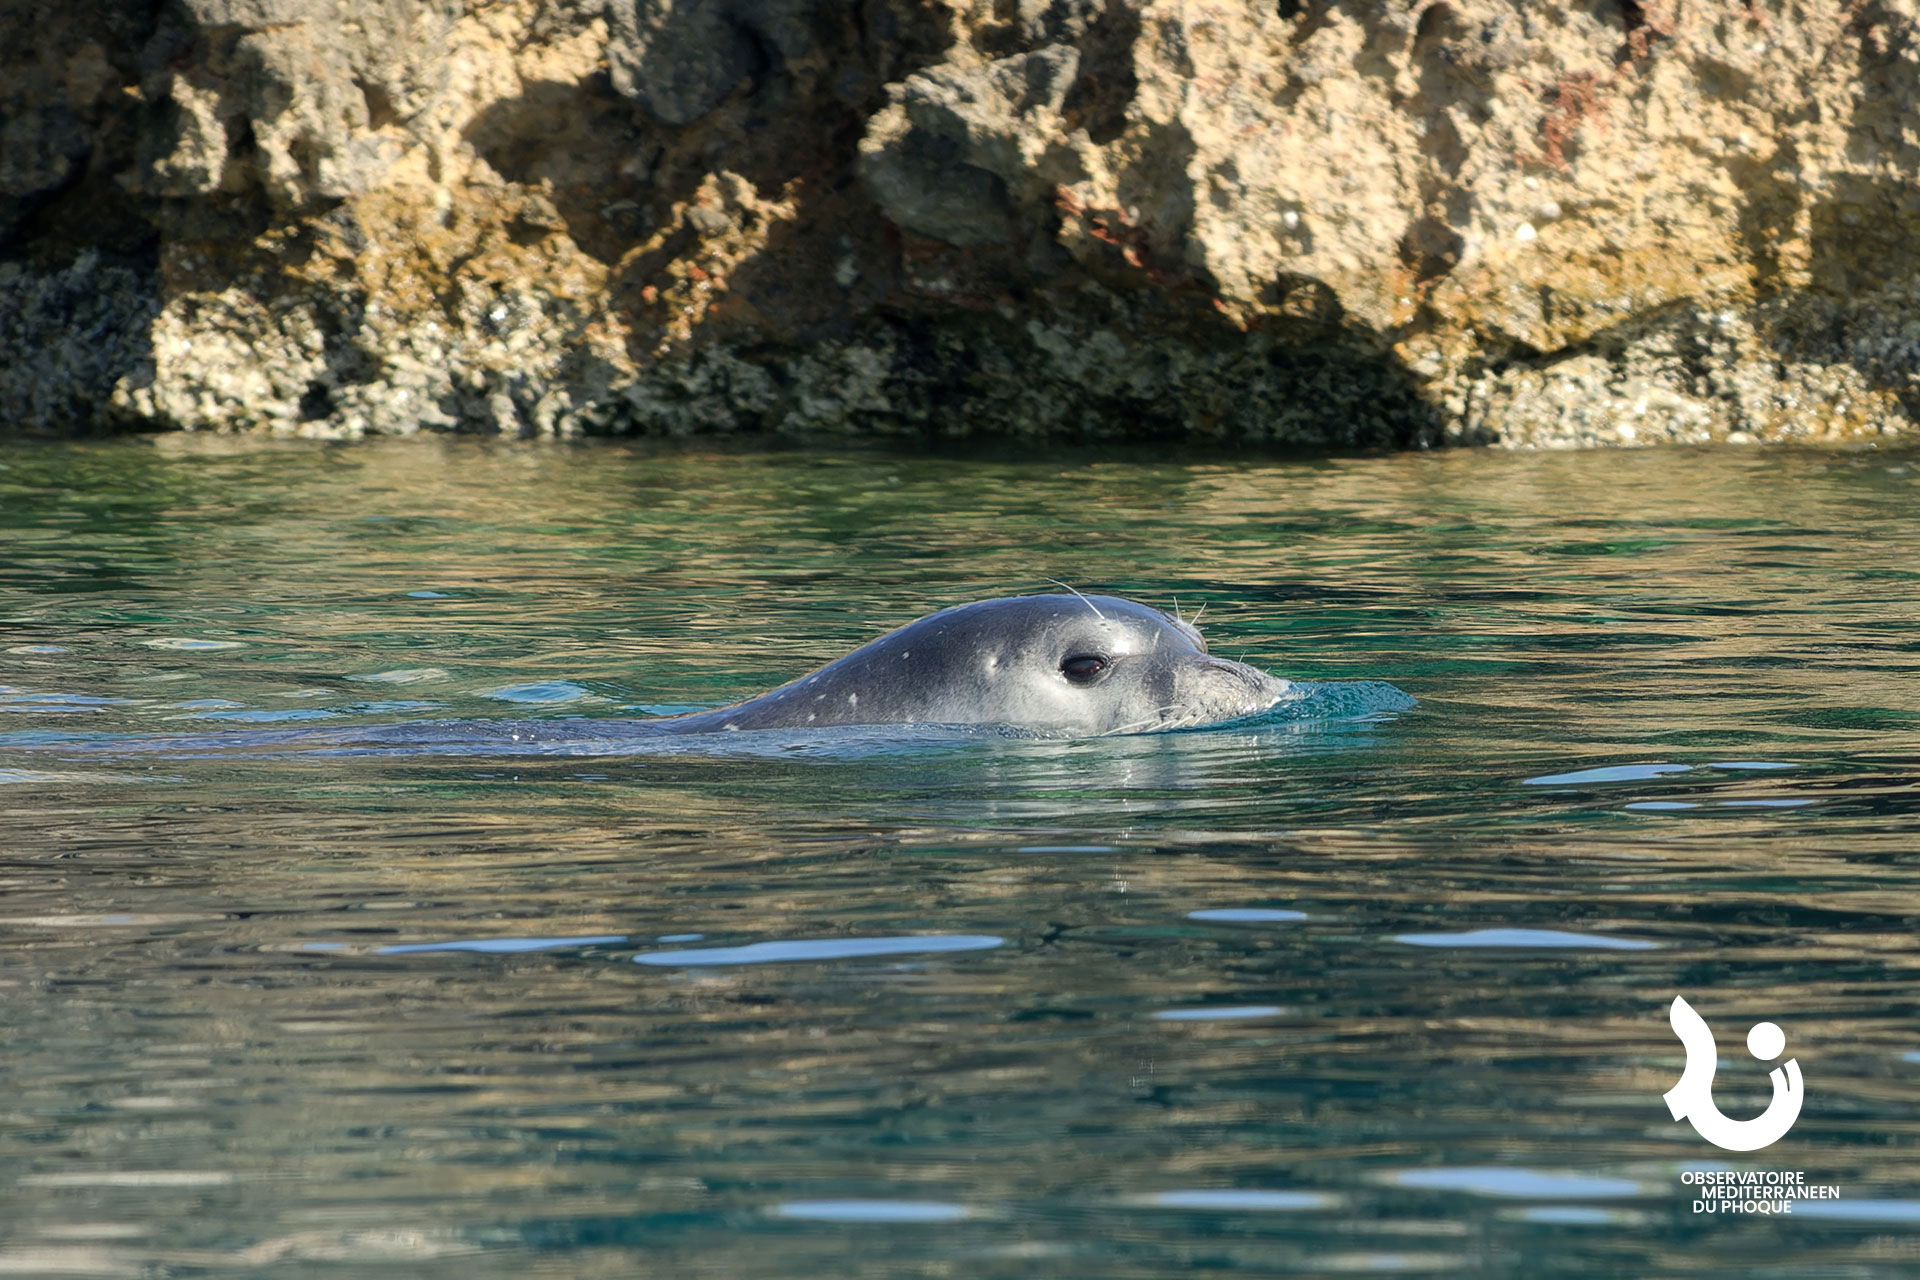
[657,593,1294,737]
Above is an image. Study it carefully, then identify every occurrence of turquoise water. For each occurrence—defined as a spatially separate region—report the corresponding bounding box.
[4,438,1920,1276]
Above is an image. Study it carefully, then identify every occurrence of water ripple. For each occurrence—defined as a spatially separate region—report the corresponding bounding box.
[633,935,1006,966]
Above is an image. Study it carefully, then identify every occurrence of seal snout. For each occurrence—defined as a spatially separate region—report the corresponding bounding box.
[1201,654,1291,701]
[1153,651,1293,732]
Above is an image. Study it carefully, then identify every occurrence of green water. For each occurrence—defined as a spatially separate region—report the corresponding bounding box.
[4,437,1920,1277]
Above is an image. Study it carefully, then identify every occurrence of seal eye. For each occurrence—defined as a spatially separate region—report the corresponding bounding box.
[1061,654,1109,684]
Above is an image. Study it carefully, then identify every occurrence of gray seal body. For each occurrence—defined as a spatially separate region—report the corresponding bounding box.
[659,594,1292,737]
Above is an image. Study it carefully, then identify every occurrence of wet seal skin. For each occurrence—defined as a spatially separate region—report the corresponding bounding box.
[658,594,1294,738]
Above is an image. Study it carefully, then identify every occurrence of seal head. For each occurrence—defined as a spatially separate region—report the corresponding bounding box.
[661,594,1293,737]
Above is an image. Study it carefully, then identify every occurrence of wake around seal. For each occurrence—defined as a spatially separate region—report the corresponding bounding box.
[657,594,1294,737]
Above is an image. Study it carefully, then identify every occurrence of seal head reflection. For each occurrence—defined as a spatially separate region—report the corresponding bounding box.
[1663,996,1803,1152]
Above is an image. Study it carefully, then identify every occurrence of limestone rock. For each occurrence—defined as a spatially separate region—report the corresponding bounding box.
[126,0,449,208]
[859,45,1086,248]
[605,0,821,126]
[3,0,1920,446]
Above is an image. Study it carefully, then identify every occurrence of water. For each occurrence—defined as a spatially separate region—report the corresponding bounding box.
[3,437,1920,1277]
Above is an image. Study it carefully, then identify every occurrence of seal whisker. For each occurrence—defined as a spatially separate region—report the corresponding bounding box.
[1045,579,1106,621]
[1106,703,1192,736]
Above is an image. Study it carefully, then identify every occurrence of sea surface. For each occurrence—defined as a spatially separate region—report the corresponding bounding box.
[3,436,1919,1277]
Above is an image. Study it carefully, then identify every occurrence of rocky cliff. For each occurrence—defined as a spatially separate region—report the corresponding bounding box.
[4,0,1918,446]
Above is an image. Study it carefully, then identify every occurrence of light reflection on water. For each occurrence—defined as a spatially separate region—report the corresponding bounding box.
[3,439,1920,1277]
